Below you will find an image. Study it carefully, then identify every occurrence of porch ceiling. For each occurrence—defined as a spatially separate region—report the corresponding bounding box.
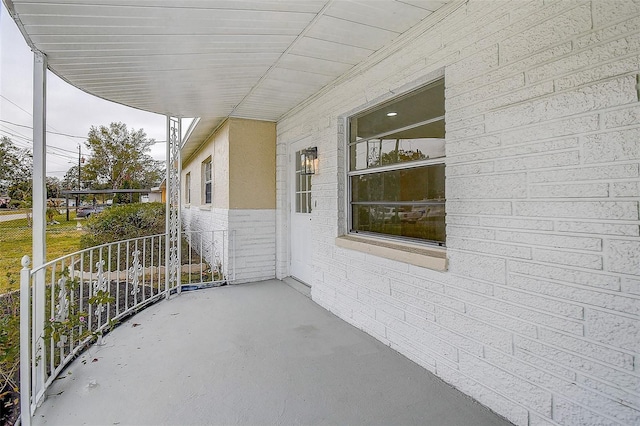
[5,0,451,158]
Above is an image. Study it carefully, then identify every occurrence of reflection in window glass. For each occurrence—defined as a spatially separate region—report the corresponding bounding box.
[295,149,312,213]
[352,204,445,243]
[351,164,445,203]
[350,79,445,142]
[348,78,446,245]
[350,138,445,171]
[351,165,445,243]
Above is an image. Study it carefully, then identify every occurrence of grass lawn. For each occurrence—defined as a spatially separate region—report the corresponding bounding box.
[0,210,82,425]
[0,212,84,293]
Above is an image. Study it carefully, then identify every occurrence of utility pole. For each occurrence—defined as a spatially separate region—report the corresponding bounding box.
[76,144,81,212]
[76,144,84,211]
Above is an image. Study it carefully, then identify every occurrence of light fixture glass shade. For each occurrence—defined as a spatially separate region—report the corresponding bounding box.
[300,147,318,175]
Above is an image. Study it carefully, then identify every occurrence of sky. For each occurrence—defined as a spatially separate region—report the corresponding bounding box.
[0,3,169,180]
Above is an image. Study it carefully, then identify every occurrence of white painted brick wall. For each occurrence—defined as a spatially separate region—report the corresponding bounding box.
[276,1,640,425]
[228,209,276,283]
[182,207,275,283]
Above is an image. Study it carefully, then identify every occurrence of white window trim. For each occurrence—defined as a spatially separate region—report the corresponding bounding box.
[338,70,447,271]
[202,158,212,205]
[335,234,447,271]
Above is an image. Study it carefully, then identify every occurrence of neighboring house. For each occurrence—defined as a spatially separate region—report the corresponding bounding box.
[8,1,640,425]
[143,185,163,203]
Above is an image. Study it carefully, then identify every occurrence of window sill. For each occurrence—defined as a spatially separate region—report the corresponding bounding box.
[199,205,212,211]
[184,204,190,209]
[335,234,447,272]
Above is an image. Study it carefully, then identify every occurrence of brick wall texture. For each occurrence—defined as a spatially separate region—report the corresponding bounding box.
[183,207,276,283]
[276,1,640,425]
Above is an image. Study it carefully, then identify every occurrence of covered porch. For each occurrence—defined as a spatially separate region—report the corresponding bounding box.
[7,0,640,425]
[31,279,510,426]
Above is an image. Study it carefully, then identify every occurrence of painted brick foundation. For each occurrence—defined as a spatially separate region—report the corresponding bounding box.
[183,207,276,283]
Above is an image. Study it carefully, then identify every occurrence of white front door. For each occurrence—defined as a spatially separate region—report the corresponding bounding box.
[290,141,313,285]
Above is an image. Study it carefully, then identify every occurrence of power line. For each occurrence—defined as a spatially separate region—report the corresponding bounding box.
[47,151,76,160]
[0,128,32,145]
[49,144,87,156]
[0,94,31,117]
[0,119,166,144]
[0,118,87,139]
[0,126,90,158]
[0,129,93,162]
[0,121,31,141]
[1,95,167,144]
[0,94,87,146]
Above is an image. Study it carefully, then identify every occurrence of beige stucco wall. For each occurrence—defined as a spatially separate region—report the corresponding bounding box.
[228,118,276,209]
[181,118,275,210]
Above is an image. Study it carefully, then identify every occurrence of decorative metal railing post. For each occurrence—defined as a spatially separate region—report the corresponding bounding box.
[165,116,182,296]
[20,256,32,426]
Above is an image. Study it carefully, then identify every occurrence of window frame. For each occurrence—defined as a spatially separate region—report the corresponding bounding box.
[294,149,313,214]
[202,158,212,205]
[346,78,445,247]
[185,172,191,204]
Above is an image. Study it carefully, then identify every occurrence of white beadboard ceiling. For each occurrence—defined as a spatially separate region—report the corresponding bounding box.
[5,0,450,157]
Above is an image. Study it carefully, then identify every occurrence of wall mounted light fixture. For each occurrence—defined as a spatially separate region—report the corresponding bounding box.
[300,147,318,175]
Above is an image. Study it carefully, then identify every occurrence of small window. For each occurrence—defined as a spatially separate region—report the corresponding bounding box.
[202,158,212,204]
[185,172,191,204]
[295,150,312,213]
[348,78,445,245]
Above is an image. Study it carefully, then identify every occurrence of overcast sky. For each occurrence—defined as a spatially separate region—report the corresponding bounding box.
[1,3,168,180]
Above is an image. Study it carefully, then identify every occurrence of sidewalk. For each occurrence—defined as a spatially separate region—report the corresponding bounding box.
[0,213,27,222]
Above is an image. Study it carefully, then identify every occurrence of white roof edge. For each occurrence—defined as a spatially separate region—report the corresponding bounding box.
[2,0,37,53]
[181,117,201,149]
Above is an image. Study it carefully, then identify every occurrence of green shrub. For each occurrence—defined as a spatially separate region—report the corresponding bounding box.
[80,202,165,248]
[79,203,166,273]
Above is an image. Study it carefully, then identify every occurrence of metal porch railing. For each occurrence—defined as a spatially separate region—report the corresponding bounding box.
[19,230,233,425]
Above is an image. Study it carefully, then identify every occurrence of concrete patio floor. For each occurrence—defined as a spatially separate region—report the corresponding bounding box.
[33,279,512,426]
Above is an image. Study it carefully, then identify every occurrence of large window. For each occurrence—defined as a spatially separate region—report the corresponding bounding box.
[202,158,212,204]
[348,78,445,245]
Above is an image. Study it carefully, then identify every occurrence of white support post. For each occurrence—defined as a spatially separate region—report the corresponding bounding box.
[165,116,170,297]
[32,51,47,401]
[175,119,182,294]
[20,256,32,426]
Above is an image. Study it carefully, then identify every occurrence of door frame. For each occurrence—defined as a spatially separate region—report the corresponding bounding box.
[288,137,314,285]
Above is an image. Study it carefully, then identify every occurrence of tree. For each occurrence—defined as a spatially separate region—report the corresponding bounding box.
[0,136,32,198]
[62,165,79,190]
[46,177,62,200]
[80,122,163,194]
